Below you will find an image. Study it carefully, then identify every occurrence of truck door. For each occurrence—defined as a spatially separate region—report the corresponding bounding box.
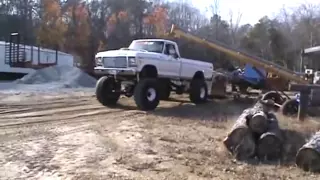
[163,43,181,78]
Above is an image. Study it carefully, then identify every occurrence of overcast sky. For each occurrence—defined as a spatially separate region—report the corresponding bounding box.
[189,0,317,25]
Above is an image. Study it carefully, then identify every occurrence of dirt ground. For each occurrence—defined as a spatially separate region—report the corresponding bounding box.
[0,91,320,180]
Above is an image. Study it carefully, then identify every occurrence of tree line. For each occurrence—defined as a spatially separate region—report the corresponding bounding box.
[0,0,319,72]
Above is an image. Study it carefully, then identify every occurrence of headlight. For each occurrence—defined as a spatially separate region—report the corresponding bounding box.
[128,57,137,67]
[95,57,102,66]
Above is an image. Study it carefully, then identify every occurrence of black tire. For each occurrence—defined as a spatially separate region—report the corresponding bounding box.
[95,76,121,106]
[281,99,299,116]
[159,86,171,100]
[261,91,284,105]
[134,78,160,111]
[158,79,171,100]
[189,80,208,104]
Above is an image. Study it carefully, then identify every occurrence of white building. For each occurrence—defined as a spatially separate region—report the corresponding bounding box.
[0,41,74,75]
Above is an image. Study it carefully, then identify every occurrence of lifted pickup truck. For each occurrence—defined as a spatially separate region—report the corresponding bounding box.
[94,39,214,111]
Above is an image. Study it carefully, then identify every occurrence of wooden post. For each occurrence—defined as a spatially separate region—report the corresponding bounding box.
[298,90,309,121]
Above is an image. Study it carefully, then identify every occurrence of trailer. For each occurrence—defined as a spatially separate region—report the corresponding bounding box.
[0,33,74,80]
[168,25,307,82]
[167,25,308,109]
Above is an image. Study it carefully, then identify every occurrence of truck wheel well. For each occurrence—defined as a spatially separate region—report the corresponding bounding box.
[139,65,158,79]
[192,71,205,81]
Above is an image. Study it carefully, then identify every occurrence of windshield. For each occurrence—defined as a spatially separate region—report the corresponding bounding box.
[128,41,164,53]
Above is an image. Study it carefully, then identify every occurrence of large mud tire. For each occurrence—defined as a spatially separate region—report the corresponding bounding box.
[158,79,171,100]
[95,76,121,106]
[189,80,208,104]
[281,99,299,116]
[134,79,160,111]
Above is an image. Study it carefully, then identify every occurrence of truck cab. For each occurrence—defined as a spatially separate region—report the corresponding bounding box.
[127,39,182,78]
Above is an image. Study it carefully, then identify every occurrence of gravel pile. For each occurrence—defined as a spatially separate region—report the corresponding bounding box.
[16,65,97,88]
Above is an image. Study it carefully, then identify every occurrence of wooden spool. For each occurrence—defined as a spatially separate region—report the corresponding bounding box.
[223,109,256,160]
[256,113,283,160]
[247,111,268,135]
[296,131,320,172]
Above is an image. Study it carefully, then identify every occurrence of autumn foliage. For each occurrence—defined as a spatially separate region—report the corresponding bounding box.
[66,2,90,47]
[37,0,67,48]
[37,0,91,50]
[143,6,168,36]
[64,2,92,68]
[37,2,168,50]
[35,2,168,71]
[106,10,128,35]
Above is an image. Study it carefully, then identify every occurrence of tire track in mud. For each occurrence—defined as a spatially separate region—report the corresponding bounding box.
[0,109,123,127]
[0,103,144,128]
[0,104,106,121]
[0,110,145,142]
[0,101,93,115]
[0,94,145,136]
[0,92,94,103]
[0,96,93,107]
[0,110,146,180]
[0,97,93,108]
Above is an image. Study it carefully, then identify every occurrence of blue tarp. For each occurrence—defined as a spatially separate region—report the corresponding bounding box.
[242,64,266,85]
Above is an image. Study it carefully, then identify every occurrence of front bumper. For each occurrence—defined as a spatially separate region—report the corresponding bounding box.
[94,67,137,76]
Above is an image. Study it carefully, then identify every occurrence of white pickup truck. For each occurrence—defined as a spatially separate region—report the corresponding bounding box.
[94,39,214,110]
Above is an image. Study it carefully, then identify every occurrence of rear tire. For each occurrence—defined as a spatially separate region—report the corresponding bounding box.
[134,78,160,111]
[95,76,121,106]
[189,80,208,104]
[281,99,299,116]
[158,79,171,100]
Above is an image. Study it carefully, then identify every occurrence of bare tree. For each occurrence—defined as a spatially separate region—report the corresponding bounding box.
[209,0,220,39]
[228,10,242,47]
[292,3,320,47]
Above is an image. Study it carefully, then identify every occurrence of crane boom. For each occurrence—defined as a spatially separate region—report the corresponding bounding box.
[169,24,308,85]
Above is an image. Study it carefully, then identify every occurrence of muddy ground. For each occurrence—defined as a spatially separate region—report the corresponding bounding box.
[0,91,320,180]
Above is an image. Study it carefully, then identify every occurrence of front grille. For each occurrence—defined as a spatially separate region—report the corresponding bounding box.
[103,57,127,68]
